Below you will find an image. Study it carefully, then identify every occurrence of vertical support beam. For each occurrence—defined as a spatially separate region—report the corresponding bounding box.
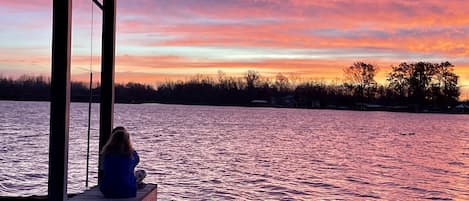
[98,0,116,185]
[49,0,72,200]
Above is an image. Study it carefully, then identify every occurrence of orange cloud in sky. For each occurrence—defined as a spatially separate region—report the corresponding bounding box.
[1,0,469,86]
[69,55,469,86]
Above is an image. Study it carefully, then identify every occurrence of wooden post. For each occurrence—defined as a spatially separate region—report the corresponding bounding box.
[98,0,116,185]
[49,0,72,200]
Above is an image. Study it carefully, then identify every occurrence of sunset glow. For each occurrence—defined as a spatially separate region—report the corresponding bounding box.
[1,0,469,88]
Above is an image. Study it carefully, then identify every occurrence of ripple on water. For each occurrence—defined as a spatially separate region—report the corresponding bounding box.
[447,161,465,166]
[299,181,340,190]
[1,102,469,200]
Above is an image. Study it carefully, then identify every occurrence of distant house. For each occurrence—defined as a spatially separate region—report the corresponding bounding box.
[250,99,270,106]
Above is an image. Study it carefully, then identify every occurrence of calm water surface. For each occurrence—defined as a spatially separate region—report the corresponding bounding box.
[0,101,468,200]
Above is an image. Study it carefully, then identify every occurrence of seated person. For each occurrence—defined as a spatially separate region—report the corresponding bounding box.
[100,126,145,198]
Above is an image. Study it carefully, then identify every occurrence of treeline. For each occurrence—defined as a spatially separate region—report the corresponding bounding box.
[155,61,461,111]
[0,75,157,103]
[0,61,464,112]
[0,75,51,101]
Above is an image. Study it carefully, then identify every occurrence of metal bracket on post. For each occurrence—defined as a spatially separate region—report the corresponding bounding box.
[93,0,103,10]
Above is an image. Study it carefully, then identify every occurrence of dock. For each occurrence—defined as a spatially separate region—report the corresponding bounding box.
[69,184,157,201]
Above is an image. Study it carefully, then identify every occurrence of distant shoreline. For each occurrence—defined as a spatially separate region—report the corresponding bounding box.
[2,71,466,115]
[1,99,467,115]
[150,101,469,115]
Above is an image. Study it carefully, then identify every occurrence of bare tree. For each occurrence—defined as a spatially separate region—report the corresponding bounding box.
[387,61,459,107]
[344,62,377,99]
[217,70,226,84]
[274,73,290,92]
[245,70,260,89]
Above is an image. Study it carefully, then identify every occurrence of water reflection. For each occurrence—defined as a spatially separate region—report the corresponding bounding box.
[0,101,468,200]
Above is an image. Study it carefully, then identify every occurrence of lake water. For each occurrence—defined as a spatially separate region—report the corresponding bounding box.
[0,101,468,200]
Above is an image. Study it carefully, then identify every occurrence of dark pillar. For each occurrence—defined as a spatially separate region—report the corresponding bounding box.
[98,0,116,185]
[49,0,72,200]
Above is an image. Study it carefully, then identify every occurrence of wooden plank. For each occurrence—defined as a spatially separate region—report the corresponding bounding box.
[70,184,157,201]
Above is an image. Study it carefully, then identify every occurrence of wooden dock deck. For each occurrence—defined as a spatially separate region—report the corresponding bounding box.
[69,184,157,201]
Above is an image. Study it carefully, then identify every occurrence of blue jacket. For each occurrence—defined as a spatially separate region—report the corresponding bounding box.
[100,150,140,198]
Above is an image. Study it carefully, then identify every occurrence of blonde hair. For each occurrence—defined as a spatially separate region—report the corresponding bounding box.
[101,126,133,157]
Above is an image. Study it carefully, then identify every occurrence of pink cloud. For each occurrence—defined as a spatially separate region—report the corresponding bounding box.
[2,0,469,84]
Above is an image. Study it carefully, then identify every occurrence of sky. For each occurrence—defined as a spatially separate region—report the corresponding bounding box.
[1,0,469,93]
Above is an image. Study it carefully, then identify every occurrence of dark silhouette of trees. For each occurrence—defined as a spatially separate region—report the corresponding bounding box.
[344,62,378,100]
[245,70,260,89]
[0,75,157,103]
[387,62,410,103]
[432,62,459,107]
[0,61,462,112]
[408,62,433,105]
[0,75,50,101]
[115,82,157,103]
[274,73,290,93]
[387,61,459,109]
[71,81,92,102]
[243,70,261,101]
